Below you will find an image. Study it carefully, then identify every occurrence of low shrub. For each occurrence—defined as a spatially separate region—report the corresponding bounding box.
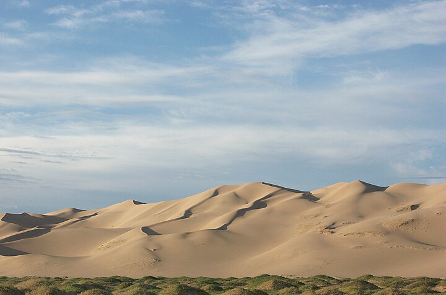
[315,286,345,295]
[338,280,379,295]
[112,285,155,295]
[0,285,23,295]
[373,288,407,295]
[223,288,268,295]
[25,285,64,295]
[277,286,301,294]
[201,284,223,292]
[78,289,111,295]
[159,284,209,295]
[256,279,294,290]
[15,278,50,291]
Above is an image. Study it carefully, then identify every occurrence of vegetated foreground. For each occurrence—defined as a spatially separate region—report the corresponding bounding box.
[1,274,446,295]
[0,181,446,278]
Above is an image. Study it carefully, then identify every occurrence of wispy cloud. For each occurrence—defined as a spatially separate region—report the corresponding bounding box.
[391,148,446,184]
[9,0,30,8]
[0,172,34,184]
[0,145,111,161]
[188,1,211,9]
[3,19,28,31]
[0,121,442,201]
[45,5,77,15]
[223,0,446,74]
[0,32,23,46]
[0,148,41,155]
[0,30,74,49]
[45,1,166,29]
[113,9,165,23]
[0,59,211,106]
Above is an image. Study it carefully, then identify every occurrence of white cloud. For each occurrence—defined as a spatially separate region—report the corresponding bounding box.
[0,31,76,49]
[53,17,108,29]
[0,32,23,46]
[0,56,444,126]
[9,0,30,8]
[45,5,77,15]
[342,70,387,85]
[0,61,208,83]
[113,9,165,23]
[18,0,29,7]
[3,19,28,31]
[391,148,446,183]
[0,124,438,195]
[45,1,166,29]
[237,0,278,13]
[224,0,446,73]
[188,1,210,9]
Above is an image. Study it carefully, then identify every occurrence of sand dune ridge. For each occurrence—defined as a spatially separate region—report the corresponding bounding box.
[0,181,445,278]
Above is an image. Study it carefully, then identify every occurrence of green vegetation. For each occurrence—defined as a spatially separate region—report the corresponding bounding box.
[0,275,444,295]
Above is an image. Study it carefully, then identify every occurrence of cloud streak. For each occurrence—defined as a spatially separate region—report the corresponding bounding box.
[3,20,28,31]
[0,33,23,46]
[224,0,446,73]
[45,2,166,29]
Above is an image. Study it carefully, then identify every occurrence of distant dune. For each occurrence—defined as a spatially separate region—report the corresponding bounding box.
[0,181,445,278]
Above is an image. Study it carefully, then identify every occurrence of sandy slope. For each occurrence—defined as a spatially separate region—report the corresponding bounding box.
[0,181,445,278]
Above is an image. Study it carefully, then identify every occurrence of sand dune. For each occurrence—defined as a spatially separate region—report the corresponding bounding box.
[0,181,445,278]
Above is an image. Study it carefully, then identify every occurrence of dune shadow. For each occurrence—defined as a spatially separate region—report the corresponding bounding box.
[262,182,319,202]
[146,189,222,229]
[51,212,99,229]
[0,245,28,256]
[1,213,66,228]
[358,180,388,193]
[300,192,319,202]
[141,227,161,236]
[0,227,51,243]
[262,182,303,193]
[217,190,283,231]
[131,200,146,205]
[64,208,86,214]
[78,212,98,220]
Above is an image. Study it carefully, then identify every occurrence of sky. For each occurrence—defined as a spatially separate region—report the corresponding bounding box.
[0,0,445,213]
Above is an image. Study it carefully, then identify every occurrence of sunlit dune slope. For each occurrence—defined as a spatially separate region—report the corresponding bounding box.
[1,181,445,278]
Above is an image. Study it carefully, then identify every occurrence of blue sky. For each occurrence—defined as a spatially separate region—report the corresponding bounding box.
[0,0,445,213]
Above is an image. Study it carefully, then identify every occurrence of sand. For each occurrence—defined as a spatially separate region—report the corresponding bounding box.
[0,180,445,278]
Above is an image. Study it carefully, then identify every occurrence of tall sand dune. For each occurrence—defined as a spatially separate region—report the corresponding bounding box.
[0,181,445,278]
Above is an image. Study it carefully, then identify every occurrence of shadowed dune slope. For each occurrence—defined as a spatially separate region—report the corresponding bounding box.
[0,181,445,278]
